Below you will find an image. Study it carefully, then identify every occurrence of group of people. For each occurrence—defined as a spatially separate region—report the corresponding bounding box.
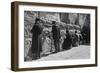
[29,18,80,60]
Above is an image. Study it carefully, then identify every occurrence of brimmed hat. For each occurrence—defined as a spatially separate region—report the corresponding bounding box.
[35,17,40,22]
[52,21,56,24]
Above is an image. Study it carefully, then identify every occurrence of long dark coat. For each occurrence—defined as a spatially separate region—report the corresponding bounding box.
[62,32,72,50]
[52,25,60,52]
[31,24,42,58]
[52,25,60,41]
[72,33,79,46]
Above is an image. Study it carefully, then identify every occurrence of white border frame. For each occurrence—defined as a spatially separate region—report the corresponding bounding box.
[18,5,96,68]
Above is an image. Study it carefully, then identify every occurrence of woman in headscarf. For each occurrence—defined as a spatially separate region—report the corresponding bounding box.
[41,28,52,56]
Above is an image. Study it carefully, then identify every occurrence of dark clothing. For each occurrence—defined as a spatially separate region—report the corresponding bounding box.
[52,25,60,52]
[31,24,42,60]
[72,33,79,46]
[52,25,60,40]
[79,34,83,45]
[31,24,42,36]
[62,32,72,50]
[53,39,60,52]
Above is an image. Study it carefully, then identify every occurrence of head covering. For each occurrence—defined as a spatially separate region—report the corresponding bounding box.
[52,21,56,24]
[66,30,69,33]
[75,30,77,33]
[43,28,49,32]
[35,17,40,22]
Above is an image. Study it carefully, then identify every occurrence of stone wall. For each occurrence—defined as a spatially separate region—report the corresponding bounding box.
[24,11,61,59]
[24,11,90,59]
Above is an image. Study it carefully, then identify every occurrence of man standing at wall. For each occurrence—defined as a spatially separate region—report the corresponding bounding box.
[31,18,42,60]
[52,21,60,53]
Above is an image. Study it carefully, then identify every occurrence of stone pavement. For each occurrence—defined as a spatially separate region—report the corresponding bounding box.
[37,45,90,61]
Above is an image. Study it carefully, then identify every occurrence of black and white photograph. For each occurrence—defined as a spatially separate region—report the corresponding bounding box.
[11,1,97,71]
[24,11,91,61]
